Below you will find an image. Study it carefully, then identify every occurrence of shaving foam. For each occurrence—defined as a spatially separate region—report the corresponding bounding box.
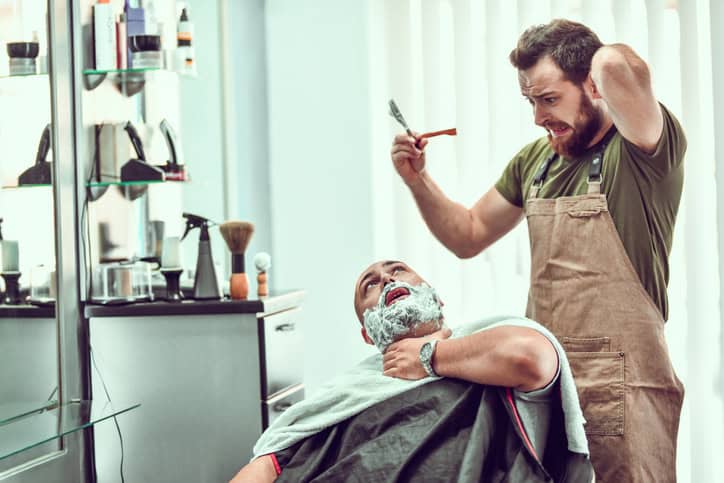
[362,281,443,353]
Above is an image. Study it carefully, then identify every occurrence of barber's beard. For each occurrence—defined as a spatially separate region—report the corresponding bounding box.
[362,281,444,353]
[547,91,603,158]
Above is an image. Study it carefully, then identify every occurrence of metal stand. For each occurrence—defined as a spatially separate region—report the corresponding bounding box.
[161,268,184,302]
[1,271,22,304]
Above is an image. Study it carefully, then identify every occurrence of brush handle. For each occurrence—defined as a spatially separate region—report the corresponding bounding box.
[230,273,249,300]
[257,272,268,297]
[231,253,245,273]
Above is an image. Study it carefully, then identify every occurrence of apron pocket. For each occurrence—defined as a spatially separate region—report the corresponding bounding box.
[562,336,611,352]
[567,351,625,436]
[567,209,602,218]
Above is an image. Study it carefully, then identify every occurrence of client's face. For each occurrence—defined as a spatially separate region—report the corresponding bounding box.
[354,260,444,353]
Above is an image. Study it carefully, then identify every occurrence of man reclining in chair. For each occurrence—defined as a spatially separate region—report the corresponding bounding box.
[231,260,593,482]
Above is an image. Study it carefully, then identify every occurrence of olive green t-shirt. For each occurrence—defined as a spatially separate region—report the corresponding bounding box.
[495,104,686,320]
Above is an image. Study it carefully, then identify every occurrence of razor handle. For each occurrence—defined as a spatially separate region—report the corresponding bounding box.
[257,272,268,297]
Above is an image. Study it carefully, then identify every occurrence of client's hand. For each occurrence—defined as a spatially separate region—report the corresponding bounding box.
[382,327,452,380]
[229,454,278,483]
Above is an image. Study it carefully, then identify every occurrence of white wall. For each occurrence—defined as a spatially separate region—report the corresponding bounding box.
[265,0,379,391]
[226,0,273,271]
[180,0,273,291]
[178,0,227,273]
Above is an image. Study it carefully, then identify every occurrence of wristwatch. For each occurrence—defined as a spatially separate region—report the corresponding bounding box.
[419,339,439,377]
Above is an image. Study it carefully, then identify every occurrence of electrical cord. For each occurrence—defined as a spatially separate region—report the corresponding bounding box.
[81,124,100,301]
[90,345,126,483]
[84,125,126,483]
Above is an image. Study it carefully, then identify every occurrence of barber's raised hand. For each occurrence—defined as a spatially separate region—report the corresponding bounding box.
[391,132,429,187]
[383,327,452,380]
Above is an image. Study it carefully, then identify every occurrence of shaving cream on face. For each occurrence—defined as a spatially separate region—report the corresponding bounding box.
[362,281,444,353]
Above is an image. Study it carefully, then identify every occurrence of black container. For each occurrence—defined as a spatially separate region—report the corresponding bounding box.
[6,42,39,59]
[129,35,161,53]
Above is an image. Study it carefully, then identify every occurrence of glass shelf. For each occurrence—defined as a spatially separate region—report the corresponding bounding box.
[0,400,140,461]
[82,66,192,95]
[0,401,56,426]
[82,67,160,95]
[2,179,182,190]
[0,73,48,80]
[82,67,160,76]
[87,179,165,188]
[1,183,51,189]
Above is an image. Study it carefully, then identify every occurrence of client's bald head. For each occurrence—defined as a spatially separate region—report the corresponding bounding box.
[354,260,443,353]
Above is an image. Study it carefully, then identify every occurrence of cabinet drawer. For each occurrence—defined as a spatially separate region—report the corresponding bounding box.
[259,308,303,399]
[262,384,304,430]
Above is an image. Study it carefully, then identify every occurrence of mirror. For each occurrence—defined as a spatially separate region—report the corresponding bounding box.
[0,0,60,469]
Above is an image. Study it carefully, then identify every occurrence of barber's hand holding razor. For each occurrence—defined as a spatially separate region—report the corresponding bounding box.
[391,132,429,187]
[383,327,452,380]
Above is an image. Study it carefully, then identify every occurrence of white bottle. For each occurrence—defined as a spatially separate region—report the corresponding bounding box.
[93,0,117,70]
[176,7,196,76]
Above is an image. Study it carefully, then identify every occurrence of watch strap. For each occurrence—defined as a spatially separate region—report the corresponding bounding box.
[420,339,439,377]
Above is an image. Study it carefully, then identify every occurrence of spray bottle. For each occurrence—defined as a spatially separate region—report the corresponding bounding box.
[181,212,221,300]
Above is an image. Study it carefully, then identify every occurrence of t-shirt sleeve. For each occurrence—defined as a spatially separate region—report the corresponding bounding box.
[514,360,561,403]
[495,149,525,208]
[620,102,687,179]
[273,446,296,472]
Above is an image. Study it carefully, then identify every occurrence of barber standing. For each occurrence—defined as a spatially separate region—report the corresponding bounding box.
[386,19,686,482]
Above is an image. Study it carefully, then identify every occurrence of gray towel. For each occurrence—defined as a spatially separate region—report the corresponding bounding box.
[252,315,588,459]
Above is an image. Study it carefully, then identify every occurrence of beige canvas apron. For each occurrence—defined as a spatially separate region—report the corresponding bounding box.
[524,145,684,482]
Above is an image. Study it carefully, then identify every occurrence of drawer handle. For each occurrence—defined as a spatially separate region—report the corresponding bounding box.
[273,401,293,413]
[275,323,296,332]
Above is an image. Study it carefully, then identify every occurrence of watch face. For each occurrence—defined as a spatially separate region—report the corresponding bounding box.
[421,342,432,360]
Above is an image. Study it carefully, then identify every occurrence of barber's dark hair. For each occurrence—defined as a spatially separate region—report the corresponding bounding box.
[509,19,603,84]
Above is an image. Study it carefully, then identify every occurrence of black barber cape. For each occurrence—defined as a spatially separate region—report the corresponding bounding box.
[273,378,592,482]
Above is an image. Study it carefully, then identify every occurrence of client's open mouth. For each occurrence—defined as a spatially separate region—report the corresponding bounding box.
[385,287,410,306]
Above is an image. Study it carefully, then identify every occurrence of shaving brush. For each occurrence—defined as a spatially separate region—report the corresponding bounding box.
[253,252,271,297]
[219,221,254,300]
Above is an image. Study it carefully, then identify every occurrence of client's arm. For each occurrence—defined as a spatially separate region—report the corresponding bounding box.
[229,455,278,483]
[383,326,558,392]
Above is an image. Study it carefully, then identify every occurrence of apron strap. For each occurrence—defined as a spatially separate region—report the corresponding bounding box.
[586,145,606,194]
[528,153,557,199]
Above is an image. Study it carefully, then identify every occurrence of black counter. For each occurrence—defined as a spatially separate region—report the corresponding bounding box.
[84,289,305,318]
[0,304,55,318]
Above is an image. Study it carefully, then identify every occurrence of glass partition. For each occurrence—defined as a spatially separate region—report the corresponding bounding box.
[0,0,60,471]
